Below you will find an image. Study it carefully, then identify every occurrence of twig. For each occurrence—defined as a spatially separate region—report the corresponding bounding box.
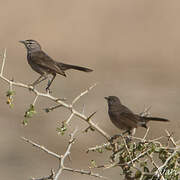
[44,104,63,113]
[33,95,39,106]
[63,167,107,179]
[147,153,165,180]
[87,142,111,153]
[22,137,62,159]
[126,149,151,166]
[22,130,107,179]
[72,83,97,105]
[151,150,177,180]
[0,50,110,140]
[31,169,55,180]
[140,106,151,117]
[65,113,74,125]
[165,129,177,147]
[82,104,85,115]
[122,136,134,166]
[65,113,74,124]
[128,135,164,146]
[97,149,151,170]
[54,129,77,180]
[0,48,6,76]
[142,127,150,141]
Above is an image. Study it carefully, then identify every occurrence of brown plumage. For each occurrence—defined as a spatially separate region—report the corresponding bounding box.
[105,96,169,134]
[19,39,93,91]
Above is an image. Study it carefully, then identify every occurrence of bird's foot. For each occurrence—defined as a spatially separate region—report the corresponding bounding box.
[46,87,52,94]
[109,134,122,142]
[125,136,132,143]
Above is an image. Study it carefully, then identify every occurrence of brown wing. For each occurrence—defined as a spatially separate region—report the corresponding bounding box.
[118,104,138,129]
[109,107,138,130]
[120,112,138,129]
[31,51,66,76]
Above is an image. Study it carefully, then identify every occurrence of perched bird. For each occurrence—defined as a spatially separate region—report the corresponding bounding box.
[19,39,93,91]
[105,96,169,134]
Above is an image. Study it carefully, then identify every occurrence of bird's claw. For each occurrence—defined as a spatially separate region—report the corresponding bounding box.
[46,87,52,94]
[109,134,121,142]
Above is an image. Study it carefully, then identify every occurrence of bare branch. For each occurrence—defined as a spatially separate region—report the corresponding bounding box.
[54,129,77,180]
[63,167,108,179]
[165,129,177,147]
[0,48,6,76]
[22,130,107,179]
[0,50,110,179]
[0,52,110,140]
[122,136,134,166]
[140,105,152,117]
[150,150,177,180]
[82,104,85,115]
[21,137,61,159]
[147,153,165,180]
[65,113,74,125]
[87,142,111,153]
[72,83,97,105]
[44,104,63,113]
[31,169,55,180]
[33,95,39,106]
[142,127,150,141]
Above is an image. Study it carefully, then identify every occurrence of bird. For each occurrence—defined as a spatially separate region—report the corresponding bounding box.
[19,39,93,91]
[105,96,169,135]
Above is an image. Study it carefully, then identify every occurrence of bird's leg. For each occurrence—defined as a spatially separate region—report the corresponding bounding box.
[28,75,48,91]
[34,76,47,85]
[46,74,56,92]
[124,129,136,143]
[32,75,43,86]
[110,130,132,143]
[28,75,41,90]
[122,130,131,135]
[110,130,129,141]
[29,75,42,87]
[31,75,47,86]
[131,128,136,136]
[111,134,121,140]
[109,134,123,142]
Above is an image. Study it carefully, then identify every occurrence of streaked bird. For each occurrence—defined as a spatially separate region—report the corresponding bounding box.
[20,39,93,91]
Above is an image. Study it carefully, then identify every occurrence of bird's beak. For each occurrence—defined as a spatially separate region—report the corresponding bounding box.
[104,97,109,100]
[19,40,25,44]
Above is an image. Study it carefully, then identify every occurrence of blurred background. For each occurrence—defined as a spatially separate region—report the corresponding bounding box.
[0,0,180,179]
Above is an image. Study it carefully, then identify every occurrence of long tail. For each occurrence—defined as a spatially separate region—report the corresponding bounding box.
[57,62,93,72]
[142,116,170,122]
[138,116,169,129]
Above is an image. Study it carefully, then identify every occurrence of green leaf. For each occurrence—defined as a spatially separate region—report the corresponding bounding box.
[56,123,67,135]
[144,166,149,172]
[6,90,15,97]
[23,104,36,125]
[22,119,28,126]
[6,90,15,108]
[135,170,142,178]
[97,148,103,153]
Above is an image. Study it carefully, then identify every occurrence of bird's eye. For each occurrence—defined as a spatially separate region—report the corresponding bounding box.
[27,41,34,44]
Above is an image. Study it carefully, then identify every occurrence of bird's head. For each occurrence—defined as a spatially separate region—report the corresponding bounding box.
[19,39,41,52]
[104,96,121,106]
